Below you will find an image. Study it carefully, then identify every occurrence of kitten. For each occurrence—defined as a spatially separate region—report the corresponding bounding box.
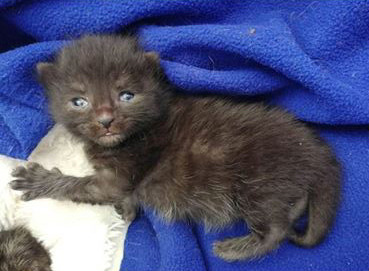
[0,227,52,271]
[11,35,340,261]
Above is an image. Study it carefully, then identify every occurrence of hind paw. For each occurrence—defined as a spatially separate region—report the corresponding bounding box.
[213,234,262,261]
[213,239,241,261]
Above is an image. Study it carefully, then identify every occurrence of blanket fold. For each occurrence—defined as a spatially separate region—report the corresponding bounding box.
[1,1,368,271]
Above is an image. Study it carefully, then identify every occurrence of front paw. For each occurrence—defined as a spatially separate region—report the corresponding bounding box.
[114,202,137,222]
[10,162,62,201]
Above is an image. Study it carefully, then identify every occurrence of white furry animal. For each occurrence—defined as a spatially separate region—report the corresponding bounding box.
[0,124,128,271]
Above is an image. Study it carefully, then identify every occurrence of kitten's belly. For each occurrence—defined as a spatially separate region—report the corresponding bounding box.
[137,165,239,228]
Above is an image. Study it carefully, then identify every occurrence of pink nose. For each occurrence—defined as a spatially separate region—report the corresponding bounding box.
[96,107,114,128]
[98,115,114,128]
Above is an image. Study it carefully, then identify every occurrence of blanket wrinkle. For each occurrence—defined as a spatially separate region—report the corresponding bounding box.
[1,1,368,271]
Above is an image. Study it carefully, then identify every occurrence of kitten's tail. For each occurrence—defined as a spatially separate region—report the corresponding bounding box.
[290,162,340,247]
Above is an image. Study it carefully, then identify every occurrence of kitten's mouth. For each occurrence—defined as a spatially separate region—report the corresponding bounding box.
[99,133,120,139]
[99,130,120,137]
[96,131,124,147]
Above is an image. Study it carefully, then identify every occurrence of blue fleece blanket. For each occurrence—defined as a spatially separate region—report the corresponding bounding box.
[1,1,368,270]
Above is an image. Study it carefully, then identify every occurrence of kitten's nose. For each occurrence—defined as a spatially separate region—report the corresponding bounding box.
[98,115,114,129]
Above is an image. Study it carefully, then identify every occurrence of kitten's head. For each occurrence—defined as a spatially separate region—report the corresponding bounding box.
[0,227,52,271]
[37,35,169,147]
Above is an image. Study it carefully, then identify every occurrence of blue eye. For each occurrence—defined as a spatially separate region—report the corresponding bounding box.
[71,97,89,108]
[119,91,135,102]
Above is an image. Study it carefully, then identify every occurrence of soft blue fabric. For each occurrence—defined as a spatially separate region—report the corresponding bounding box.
[1,1,368,270]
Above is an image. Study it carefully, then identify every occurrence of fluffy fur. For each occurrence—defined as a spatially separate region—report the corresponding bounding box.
[11,35,341,261]
[0,155,50,271]
[0,125,126,271]
[0,227,51,271]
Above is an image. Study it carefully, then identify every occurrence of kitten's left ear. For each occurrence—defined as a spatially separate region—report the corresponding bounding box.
[144,52,160,66]
[36,62,57,90]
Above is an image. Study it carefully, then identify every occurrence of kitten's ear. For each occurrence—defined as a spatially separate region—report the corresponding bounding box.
[36,62,57,89]
[144,52,160,66]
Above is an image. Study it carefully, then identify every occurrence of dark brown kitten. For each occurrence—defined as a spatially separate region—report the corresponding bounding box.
[0,227,52,271]
[11,35,340,261]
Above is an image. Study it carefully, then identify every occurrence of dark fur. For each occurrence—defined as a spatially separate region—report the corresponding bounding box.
[0,227,51,271]
[11,35,341,261]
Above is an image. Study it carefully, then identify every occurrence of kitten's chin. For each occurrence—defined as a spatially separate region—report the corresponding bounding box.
[95,134,125,147]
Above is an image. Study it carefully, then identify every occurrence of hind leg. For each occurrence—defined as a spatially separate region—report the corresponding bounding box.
[213,222,289,261]
[214,195,308,261]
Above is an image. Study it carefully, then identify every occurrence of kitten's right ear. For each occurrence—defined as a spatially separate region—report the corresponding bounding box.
[144,52,160,66]
[36,62,57,89]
